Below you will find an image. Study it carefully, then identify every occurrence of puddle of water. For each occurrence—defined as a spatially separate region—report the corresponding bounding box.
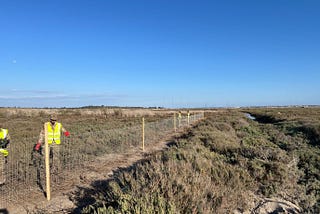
[245,113,256,120]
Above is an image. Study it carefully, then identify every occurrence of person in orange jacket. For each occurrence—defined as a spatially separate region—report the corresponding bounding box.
[34,114,70,175]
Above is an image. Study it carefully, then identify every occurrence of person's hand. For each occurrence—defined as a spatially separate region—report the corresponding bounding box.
[64,131,70,137]
[34,143,41,151]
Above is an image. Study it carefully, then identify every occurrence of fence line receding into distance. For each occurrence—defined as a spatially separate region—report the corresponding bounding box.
[0,112,204,208]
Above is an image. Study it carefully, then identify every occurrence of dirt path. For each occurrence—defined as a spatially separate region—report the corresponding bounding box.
[6,129,186,214]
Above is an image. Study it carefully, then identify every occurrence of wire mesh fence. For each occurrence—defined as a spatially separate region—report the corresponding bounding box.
[0,112,204,209]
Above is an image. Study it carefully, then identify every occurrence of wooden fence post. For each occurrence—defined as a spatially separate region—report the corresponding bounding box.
[45,123,51,201]
[142,117,145,151]
[174,112,176,132]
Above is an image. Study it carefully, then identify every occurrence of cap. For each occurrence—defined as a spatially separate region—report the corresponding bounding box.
[50,114,57,121]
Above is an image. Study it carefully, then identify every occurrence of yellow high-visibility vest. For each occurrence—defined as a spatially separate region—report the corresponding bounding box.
[46,122,62,144]
[0,149,8,157]
[0,129,8,139]
[0,129,9,156]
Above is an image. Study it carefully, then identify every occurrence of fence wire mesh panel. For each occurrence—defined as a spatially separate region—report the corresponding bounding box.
[0,112,204,208]
[144,118,174,146]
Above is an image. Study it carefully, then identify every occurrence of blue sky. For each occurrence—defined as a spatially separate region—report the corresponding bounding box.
[0,0,319,108]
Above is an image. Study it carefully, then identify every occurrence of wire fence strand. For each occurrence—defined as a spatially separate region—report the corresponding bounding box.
[0,112,204,208]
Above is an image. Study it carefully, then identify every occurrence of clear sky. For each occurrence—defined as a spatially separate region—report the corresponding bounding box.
[0,0,319,108]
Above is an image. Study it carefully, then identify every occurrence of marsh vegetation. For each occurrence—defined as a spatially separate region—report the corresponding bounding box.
[81,107,320,213]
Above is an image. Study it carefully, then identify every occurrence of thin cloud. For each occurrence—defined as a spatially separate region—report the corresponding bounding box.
[8,89,55,94]
[0,89,68,99]
[0,89,129,107]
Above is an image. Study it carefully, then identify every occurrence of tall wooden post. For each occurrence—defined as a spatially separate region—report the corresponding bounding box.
[174,112,176,132]
[187,112,190,126]
[44,123,51,201]
[142,117,145,152]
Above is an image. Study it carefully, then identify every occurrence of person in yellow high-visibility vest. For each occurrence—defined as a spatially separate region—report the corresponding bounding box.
[34,115,70,175]
[0,127,10,185]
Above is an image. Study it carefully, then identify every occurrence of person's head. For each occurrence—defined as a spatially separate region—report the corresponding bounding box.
[50,114,57,124]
